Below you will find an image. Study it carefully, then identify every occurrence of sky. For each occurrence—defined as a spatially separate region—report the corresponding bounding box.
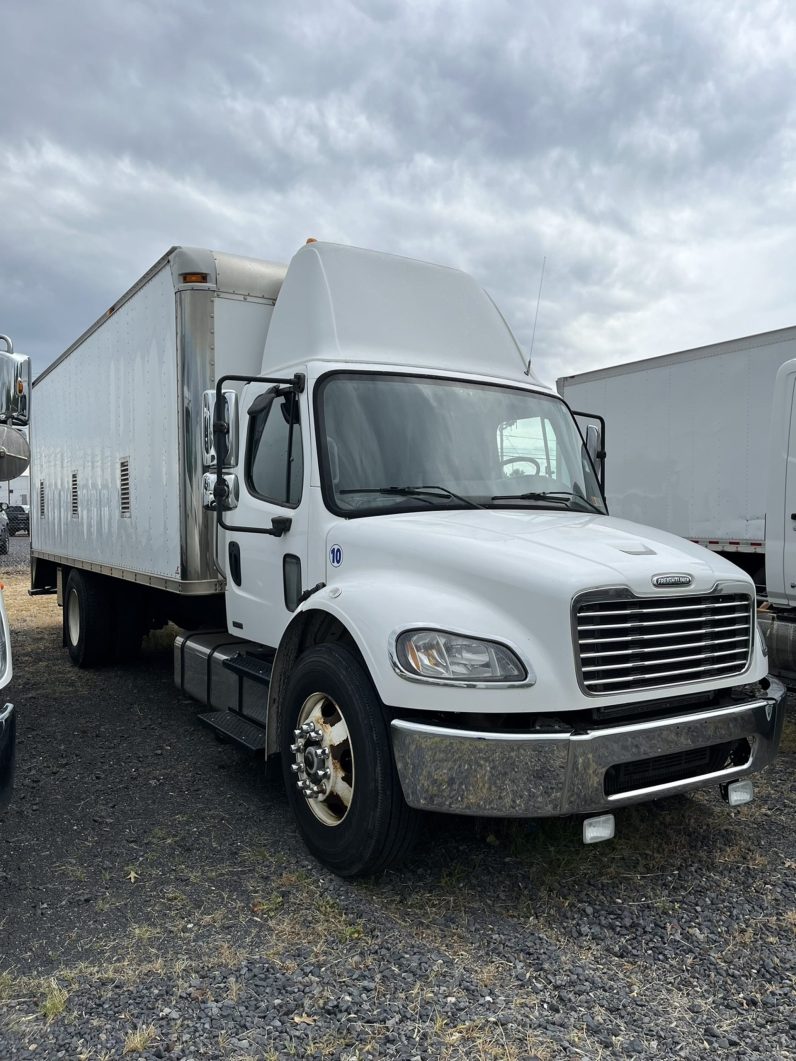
[2,0,796,388]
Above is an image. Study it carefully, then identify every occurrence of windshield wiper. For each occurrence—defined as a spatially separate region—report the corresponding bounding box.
[490,490,604,514]
[340,485,484,510]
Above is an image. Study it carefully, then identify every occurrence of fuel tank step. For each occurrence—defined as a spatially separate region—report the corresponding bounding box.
[198,710,266,751]
[222,652,274,685]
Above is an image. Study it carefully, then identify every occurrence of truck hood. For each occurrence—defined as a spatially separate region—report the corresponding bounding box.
[327,508,749,598]
[320,507,760,716]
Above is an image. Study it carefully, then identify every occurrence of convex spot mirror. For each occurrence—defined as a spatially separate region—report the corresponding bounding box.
[0,426,30,481]
[202,389,239,469]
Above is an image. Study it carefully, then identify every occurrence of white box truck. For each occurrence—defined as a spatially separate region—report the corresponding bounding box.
[29,244,784,876]
[557,327,796,683]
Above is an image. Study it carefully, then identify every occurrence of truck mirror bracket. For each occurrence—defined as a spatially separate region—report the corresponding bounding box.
[265,517,292,537]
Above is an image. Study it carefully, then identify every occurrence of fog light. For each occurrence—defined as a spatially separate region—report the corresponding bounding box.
[721,779,754,807]
[583,814,615,844]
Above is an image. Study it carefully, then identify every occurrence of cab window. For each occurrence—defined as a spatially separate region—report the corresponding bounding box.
[247,391,303,507]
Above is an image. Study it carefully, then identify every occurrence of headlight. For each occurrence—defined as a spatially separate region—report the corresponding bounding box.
[394,629,529,684]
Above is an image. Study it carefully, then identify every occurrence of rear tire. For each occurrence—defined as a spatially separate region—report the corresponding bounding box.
[280,643,419,877]
[64,570,113,668]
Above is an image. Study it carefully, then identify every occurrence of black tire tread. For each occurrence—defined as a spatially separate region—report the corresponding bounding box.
[64,570,113,668]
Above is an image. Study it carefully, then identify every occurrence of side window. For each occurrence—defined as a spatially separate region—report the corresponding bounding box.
[247,392,303,506]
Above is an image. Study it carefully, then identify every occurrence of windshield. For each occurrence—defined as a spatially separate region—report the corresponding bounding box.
[316,373,606,516]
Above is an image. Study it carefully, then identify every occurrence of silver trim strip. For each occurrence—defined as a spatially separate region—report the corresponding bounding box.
[579,600,745,617]
[578,611,750,630]
[31,550,224,595]
[579,623,750,644]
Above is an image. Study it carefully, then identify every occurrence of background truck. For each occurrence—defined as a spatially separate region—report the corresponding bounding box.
[556,326,796,683]
[0,336,32,809]
[29,243,783,875]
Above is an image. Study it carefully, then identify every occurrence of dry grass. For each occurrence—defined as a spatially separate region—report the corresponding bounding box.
[40,978,69,1022]
[122,1023,158,1054]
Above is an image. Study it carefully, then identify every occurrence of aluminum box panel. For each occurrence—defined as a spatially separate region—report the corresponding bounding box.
[557,327,796,545]
[33,264,184,581]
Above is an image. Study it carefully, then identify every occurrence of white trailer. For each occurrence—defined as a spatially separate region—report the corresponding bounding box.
[29,244,784,875]
[557,327,796,681]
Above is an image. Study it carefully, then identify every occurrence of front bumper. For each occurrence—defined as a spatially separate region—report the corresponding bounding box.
[0,702,15,810]
[390,679,785,817]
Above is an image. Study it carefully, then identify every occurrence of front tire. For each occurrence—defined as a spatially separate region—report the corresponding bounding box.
[64,570,113,668]
[280,643,419,877]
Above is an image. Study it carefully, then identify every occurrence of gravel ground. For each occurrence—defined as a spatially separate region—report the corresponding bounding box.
[1,533,795,1060]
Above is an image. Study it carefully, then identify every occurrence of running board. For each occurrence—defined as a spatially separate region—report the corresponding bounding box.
[198,710,266,751]
[174,631,274,752]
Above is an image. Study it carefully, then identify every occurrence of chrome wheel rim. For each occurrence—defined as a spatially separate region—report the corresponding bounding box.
[290,692,354,827]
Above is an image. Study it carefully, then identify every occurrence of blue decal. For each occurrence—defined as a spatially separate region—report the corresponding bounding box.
[329,544,343,568]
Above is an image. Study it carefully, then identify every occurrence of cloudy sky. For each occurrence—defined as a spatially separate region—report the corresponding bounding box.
[2,0,795,386]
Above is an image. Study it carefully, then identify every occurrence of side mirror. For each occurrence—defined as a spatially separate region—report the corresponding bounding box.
[572,409,606,492]
[0,337,30,427]
[0,426,30,482]
[202,389,239,469]
[585,423,600,465]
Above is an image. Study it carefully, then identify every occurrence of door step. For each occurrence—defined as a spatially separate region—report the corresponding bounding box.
[198,710,266,752]
[223,652,274,685]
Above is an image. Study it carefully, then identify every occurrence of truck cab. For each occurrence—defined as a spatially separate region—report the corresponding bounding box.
[185,243,783,874]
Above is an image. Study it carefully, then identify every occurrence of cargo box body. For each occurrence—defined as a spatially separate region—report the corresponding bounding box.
[31,247,286,593]
[557,326,796,554]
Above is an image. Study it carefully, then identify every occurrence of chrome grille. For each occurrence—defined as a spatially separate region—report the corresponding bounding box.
[575,593,754,694]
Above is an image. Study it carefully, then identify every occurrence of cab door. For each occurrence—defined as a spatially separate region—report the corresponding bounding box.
[222,380,309,649]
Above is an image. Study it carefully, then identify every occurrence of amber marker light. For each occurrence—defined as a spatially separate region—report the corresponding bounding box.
[305,237,318,244]
[180,272,208,284]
